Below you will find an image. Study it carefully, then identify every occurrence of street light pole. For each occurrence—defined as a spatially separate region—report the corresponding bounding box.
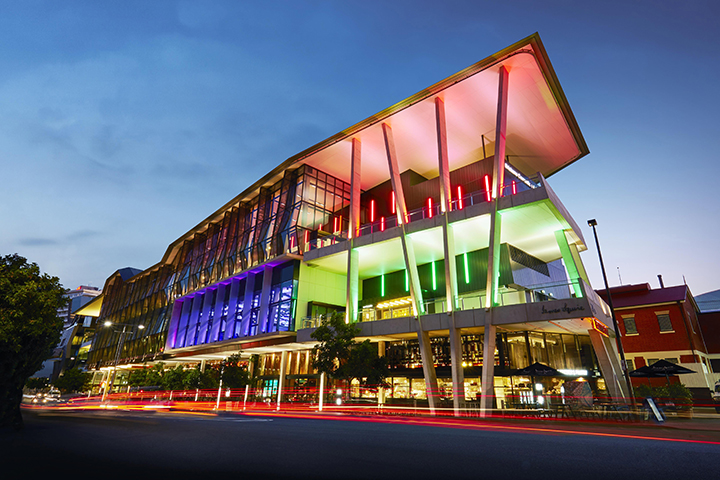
[587,219,634,403]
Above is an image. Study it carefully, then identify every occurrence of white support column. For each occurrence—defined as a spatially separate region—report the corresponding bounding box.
[417,326,439,415]
[480,321,497,413]
[318,372,325,412]
[589,329,628,402]
[382,122,424,316]
[277,350,287,410]
[383,122,438,413]
[485,65,509,310]
[555,230,584,298]
[346,138,361,324]
[436,97,464,414]
[569,243,590,285]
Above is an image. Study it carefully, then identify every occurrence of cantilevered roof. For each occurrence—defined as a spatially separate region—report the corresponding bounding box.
[162,32,587,263]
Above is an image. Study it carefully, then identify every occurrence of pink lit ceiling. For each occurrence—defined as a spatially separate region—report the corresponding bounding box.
[290,35,587,192]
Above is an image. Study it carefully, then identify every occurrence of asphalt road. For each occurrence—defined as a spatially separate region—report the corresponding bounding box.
[2,410,718,479]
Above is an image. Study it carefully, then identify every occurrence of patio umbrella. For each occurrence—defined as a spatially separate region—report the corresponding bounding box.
[512,363,561,405]
[630,360,695,387]
[647,360,695,386]
[513,362,561,377]
[629,365,665,387]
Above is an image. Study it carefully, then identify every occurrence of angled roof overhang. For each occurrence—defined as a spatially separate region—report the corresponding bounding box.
[162,32,588,263]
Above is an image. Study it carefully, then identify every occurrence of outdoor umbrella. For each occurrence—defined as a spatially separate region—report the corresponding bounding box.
[512,363,561,405]
[630,360,695,387]
[629,365,665,387]
[647,359,695,386]
[513,362,561,377]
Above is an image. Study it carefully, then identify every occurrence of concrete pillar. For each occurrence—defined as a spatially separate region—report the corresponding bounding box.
[200,360,206,373]
[378,341,386,405]
[416,326,439,414]
[555,230,584,298]
[480,321,497,413]
[569,243,590,285]
[258,265,274,333]
[589,329,628,402]
[382,122,424,315]
[485,66,509,309]
[346,138,361,324]
[277,350,287,410]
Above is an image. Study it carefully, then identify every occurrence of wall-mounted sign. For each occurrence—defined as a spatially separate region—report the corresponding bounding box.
[540,303,585,315]
[589,317,609,337]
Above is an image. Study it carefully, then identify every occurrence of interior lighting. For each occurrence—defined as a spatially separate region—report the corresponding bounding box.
[504,163,537,189]
[463,253,470,284]
[457,186,463,210]
[558,369,588,376]
[427,198,433,218]
[104,321,112,327]
[535,383,543,391]
[370,200,375,223]
[484,175,492,202]
[431,261,437,290]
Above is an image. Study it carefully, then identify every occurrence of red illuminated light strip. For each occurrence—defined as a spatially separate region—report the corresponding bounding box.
[380,217,385,231]
[370,200,375,223]
[484,175,492,202]
[390,191,396,214]
[427,198,433,218]
[457,186,463,210]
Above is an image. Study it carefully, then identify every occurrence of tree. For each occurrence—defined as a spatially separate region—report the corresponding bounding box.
[311,312,359,379]
[221,354,250,388]
[54,367,90,394]
[25,377,49,391]
[311,313,388,397]
[0,254,65,430]
[339,340,389,389]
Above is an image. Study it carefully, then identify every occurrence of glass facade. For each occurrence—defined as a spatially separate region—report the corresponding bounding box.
[91,165,349,365]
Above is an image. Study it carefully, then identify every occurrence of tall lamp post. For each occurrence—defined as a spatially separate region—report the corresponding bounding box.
[587,219,634,403]
[101,321,144,402]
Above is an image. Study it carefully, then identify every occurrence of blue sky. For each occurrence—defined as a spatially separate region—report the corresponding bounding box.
[1,0,718,296]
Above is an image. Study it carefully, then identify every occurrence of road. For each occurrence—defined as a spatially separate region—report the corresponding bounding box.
[2,409,718,479]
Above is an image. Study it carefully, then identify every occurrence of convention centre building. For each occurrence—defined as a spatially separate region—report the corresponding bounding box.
[81,33,626,412]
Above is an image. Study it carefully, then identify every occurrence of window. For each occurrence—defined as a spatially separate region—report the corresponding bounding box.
[623,317,638,335]
[625,359,635,371]
[656,313,673,332]
[710,359,720,373]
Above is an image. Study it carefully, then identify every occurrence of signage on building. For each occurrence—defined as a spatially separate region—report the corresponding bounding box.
[589,317,609,337]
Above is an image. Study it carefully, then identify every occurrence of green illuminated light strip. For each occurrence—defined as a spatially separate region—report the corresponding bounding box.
[381,274,385,297]
[431,261,437,290]
[405,271,409,292]
[463,253,470,284]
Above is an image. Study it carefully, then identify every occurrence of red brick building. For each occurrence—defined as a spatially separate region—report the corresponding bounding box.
[597,283,714,399]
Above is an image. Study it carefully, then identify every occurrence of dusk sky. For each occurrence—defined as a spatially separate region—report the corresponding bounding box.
[1,1,718,297]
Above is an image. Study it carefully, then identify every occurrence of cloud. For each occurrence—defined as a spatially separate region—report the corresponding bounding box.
[18,238,59,246]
